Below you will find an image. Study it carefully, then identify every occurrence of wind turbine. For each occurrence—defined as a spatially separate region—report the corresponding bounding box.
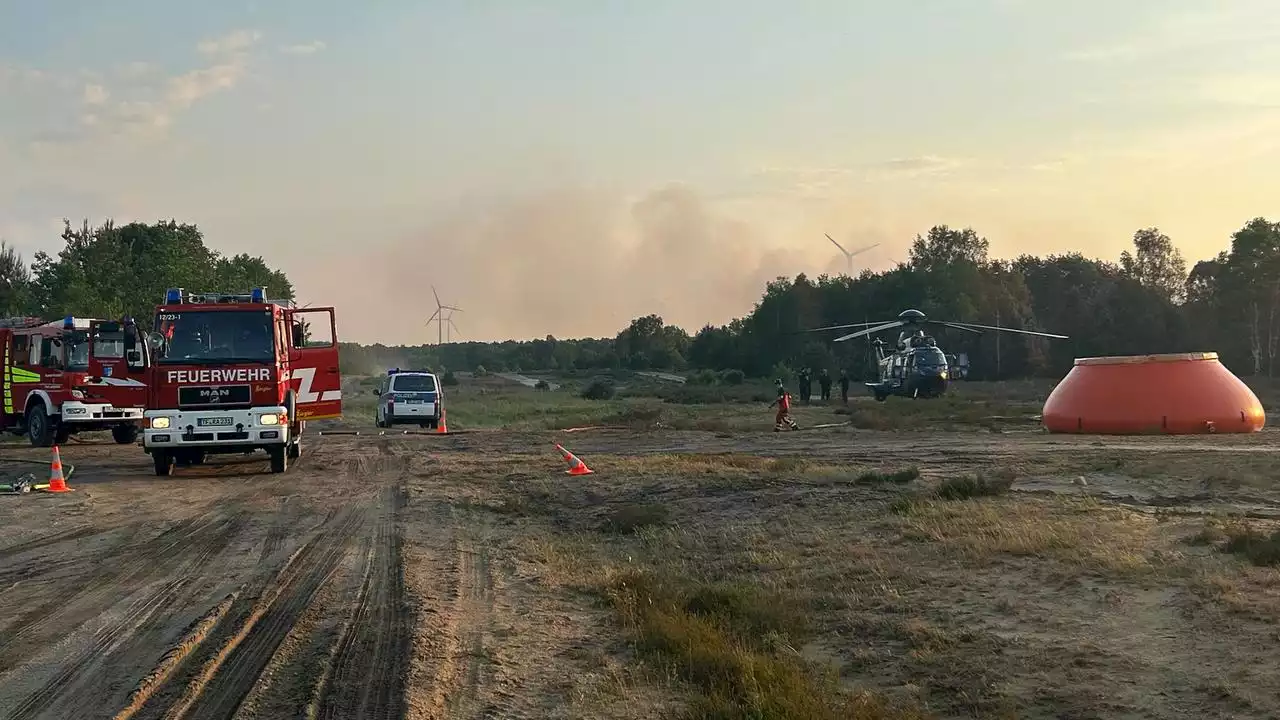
[426,285,462,345]
[825,233,880,276]
[444,308,462,343]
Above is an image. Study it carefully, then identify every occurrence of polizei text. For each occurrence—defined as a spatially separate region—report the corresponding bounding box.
[167,368,273,384]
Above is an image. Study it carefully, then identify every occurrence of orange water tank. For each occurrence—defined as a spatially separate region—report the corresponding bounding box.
[1042,352,1265,434]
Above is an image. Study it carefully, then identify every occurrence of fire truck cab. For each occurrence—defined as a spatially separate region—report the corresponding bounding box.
[142,287,342,476]
[0,315,149,446]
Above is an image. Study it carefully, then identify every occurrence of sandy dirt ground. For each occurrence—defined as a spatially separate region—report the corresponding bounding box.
[2,424,1280,718]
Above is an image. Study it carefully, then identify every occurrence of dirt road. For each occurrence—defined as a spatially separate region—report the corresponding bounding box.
[1,426,1278,719]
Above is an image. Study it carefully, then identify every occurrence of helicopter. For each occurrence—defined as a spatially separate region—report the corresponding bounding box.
[807,308,1068,401]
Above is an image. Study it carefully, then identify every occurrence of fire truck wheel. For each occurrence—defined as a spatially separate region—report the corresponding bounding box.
[112,424,139,444]
[287,436,301,459]
[25,404,54,447]
[269,445,288,473]
[153,451,175,476]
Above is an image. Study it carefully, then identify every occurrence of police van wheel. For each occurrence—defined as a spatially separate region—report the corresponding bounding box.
[26,405,53,447]
[269,445,288,473]
[153,451,175,476]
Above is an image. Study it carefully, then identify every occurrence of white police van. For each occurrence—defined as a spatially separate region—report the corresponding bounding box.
[373,369,443,429]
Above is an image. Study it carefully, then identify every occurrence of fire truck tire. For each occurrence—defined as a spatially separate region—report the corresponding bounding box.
[269,445,288,473]
[153,451,175,476]
[287,436,301,459]
[25,404,54,447]
[112,424,139,444]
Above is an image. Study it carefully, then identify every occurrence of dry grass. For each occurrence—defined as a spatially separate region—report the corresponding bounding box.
[603,570,927,720]
[388,375,1280,718]
[899,496,1164,574]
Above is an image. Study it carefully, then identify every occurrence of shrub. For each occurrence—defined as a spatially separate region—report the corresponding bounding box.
[441,370,459,386]
[719,369,746,385]
[581,378,616,400]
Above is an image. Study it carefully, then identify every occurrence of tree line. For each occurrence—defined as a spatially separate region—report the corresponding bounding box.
[345,217,1280,381]
[6,216,1278,382]
[0,219,293,322]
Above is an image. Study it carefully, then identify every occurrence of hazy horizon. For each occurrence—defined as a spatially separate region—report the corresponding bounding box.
[4,1,1279,344]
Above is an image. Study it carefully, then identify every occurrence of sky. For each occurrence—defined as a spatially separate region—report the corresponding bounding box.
[2,0,1280,344]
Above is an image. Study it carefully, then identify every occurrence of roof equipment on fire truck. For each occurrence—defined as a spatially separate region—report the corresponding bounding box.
[0,317,50,330]
[163,286,295,308]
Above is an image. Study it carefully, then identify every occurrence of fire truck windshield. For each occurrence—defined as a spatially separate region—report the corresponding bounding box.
[155,310,275,364]
[66,331,90,371]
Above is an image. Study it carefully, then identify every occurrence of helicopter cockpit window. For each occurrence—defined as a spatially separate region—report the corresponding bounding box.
[915,347,947,370]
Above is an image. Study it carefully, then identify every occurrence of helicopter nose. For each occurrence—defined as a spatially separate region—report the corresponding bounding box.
[922,371,948,394]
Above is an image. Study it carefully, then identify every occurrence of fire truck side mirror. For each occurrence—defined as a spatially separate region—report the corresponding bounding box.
[146,332,166,352]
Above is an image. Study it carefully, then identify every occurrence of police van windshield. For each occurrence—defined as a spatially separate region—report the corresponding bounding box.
[391,374,436,392]
[155,310,275,364]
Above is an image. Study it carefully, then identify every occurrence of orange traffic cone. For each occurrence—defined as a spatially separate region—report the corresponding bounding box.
[46,445,71,493]
[554,443,594,476]
[437,409,448,434]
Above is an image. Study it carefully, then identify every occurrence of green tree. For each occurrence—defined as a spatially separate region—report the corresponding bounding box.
[1120,228,1187,304]
[31,218,293,322]
[0,240,32,316]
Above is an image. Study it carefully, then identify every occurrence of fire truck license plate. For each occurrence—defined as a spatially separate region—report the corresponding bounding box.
[197,417,234,427]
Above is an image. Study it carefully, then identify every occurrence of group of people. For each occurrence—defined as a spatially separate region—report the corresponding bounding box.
[770,367,855,433]
[794,367,852,405]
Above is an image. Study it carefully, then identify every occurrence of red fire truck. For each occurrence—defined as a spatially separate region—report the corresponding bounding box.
[0,315,149,446]
[141,286,342,476]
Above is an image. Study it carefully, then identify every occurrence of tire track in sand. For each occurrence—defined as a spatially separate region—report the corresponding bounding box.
[135,504,367,720]
[0,512,245,675]
[3,515,241,720]
[314,484,411,719]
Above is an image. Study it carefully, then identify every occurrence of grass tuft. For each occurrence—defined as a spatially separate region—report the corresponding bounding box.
[934,473,1014,501]
[604,570,925,720]
[1221,523,1280,567]
[855,467,922,485]
[600,502,671,534]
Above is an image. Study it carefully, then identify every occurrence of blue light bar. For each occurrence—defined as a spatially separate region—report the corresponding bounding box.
[62,315,74,330]
[165,288,183,304]
[388,368,399,375]
[250,286,266,303]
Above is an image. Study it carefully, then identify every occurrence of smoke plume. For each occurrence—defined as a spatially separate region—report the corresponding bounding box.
[353,183,869,344]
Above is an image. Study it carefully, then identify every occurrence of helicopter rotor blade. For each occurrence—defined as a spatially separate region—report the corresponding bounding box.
[834,320,904,342]
[942,320,1069,339]
[799,320,892,334]
[934,321,984,335]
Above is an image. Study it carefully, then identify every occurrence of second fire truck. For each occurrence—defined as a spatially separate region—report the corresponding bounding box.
[0,315,149,446]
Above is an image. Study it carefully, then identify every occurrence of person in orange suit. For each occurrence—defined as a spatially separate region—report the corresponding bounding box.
[770,379,799,431]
